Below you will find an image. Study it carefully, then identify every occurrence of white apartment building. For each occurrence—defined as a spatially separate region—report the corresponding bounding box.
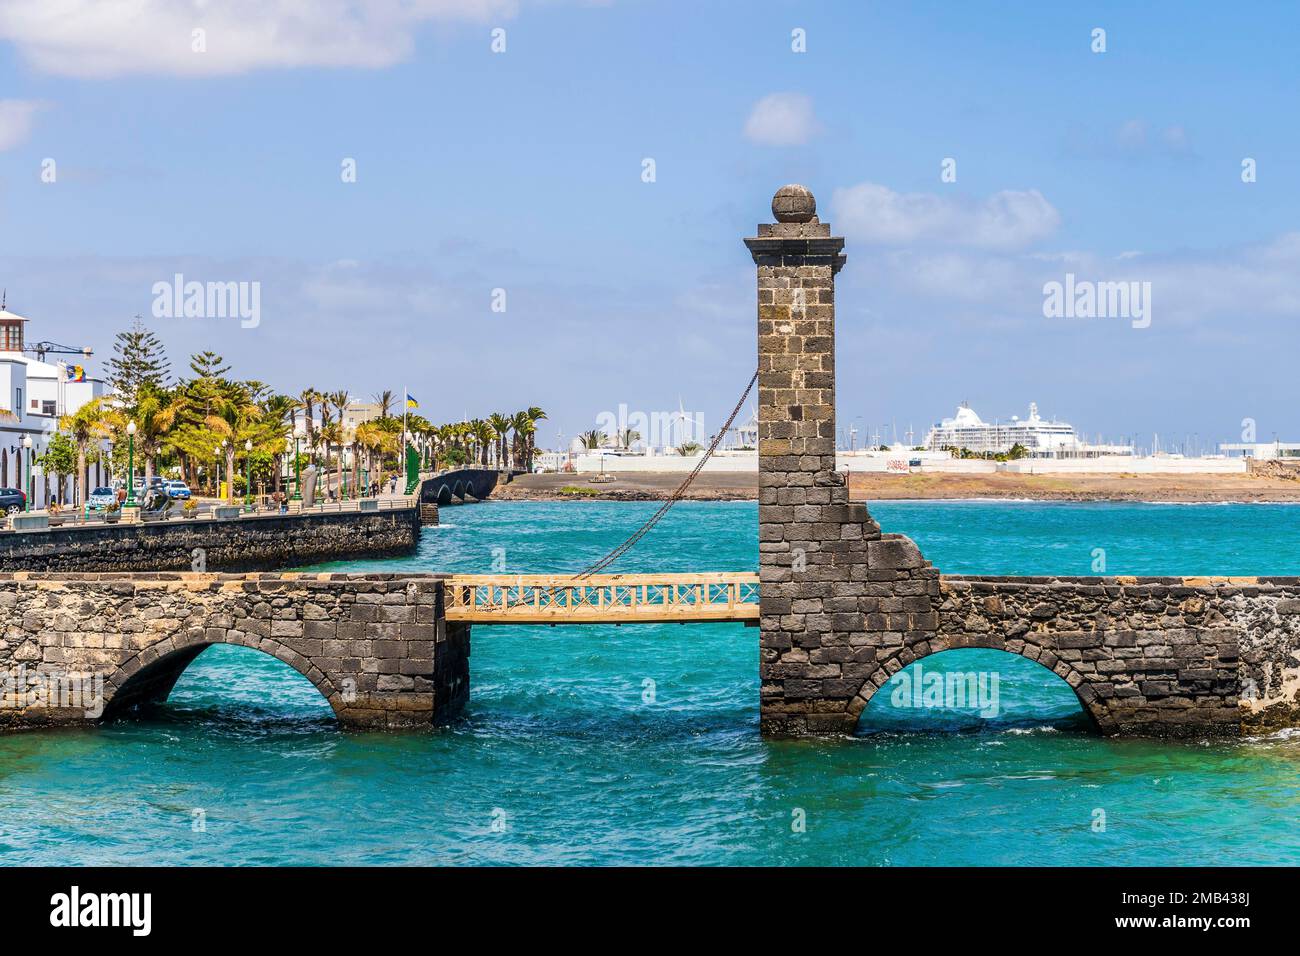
[0,306,106,503]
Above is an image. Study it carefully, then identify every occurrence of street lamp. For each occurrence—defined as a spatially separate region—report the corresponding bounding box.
[221,438,228,503]
[21,435,32,512]
[244,439,253,511]
[341,428,353,500]
[289,433,302,501]
[125,422,137,507]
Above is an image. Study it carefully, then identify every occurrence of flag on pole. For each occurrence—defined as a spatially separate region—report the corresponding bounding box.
[405,392,419,410]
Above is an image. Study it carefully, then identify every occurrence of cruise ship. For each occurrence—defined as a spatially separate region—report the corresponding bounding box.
[924,402,1132,457]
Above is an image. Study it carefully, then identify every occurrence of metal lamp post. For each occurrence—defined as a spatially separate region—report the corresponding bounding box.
[341,429,351,500]
[221,438,228,502]
[291,434,302,501]
[244,439,253,511]
[21,435,32,511]
[125,422,137,507]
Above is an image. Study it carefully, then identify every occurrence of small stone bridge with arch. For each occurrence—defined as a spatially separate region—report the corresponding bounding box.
[2,185,1298,737]
[420,468,500,507]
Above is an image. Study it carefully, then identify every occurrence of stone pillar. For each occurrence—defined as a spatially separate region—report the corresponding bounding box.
[746,185,939,736]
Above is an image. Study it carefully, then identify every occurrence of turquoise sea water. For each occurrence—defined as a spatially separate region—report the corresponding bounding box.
[2,500,1299,866]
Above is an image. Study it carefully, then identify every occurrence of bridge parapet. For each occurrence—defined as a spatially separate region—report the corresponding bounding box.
[445,572,759,624]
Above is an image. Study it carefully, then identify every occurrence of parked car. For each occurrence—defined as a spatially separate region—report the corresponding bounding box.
[87,487,118,511]
[0,487,26,515]
[132,477,166,496]
[163,480,191,500]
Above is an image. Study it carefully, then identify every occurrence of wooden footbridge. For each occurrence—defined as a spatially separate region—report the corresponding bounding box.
[444,573,760,625]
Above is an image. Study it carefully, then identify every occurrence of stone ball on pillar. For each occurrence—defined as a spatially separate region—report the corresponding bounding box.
[772,184,816,223]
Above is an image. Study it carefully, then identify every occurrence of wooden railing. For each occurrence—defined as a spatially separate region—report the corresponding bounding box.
[444,572,760,624]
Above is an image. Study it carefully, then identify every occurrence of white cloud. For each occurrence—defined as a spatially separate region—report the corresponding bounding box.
[0,0,522,77]
[0,98,41,150]
[831,182,1061,250]
[743,93,819,146]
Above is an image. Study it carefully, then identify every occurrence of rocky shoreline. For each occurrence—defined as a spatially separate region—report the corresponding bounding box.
[494,470,1300,504]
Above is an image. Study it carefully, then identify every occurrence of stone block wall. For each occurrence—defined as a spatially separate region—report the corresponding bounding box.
[0,572,469,731]
[0,508,421,573]
[930,576,1300,735]
[747,185,941,735]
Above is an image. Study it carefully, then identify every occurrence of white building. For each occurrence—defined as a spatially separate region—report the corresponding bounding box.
[924,402,1132,458]
[726,411,758,449]
[0,307,106,503]
[1219,441,1300,460]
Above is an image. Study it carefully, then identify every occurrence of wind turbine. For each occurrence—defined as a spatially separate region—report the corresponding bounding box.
[667,396,696,449]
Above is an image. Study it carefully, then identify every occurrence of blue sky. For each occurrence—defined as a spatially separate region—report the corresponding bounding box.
[1,1,1297,451]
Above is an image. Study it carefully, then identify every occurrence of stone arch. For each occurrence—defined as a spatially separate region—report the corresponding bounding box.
[436,483,453,505]
[100,633,343,721]
[847,635,1108,733]
[452,480,466,500]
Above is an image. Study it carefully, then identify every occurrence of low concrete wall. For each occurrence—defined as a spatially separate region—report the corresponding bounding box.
[0,508,421,573]
[573,451,757,473]
[998,457,1246,475]
[0,572,469,730]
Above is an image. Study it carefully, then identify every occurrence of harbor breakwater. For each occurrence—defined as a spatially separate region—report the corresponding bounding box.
[0,508,421,573]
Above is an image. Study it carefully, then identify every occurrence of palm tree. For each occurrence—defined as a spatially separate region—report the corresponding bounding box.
[206,385,261,502]
[618,428,641,451]
[298,387,321,463]
[434,424,455,467]
[511,411,531,463]
[355,421,396,490]
[372,389,395,421]
[471,419,495,468]
[524,406,547,470]
[579,429,604,450]
[488,412,513,469]
[320,419,346,499]
[405,415,432,469]
[132,384,184,485]
[449,422,472,466]
[326,391,351,494]
[328,390,351,425]
[260,394,298,494]
[59,397,119,506]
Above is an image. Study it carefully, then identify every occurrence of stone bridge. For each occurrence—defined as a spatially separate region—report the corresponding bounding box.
[1,566,1297,736]
[420,468,500,506]
[748,184,1300,737]
[0,572,468,730]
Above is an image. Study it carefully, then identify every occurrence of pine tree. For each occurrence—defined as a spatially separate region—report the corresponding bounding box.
[188,350,231,380]
[106,318,170,409]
